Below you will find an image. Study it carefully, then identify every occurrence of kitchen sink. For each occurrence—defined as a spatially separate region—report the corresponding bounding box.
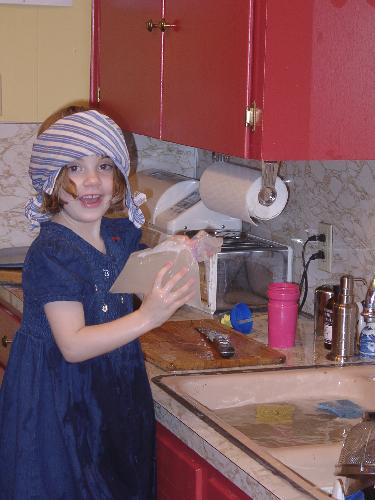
[154,364,375,497]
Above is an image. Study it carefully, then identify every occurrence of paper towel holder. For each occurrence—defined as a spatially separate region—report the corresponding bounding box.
[258,161,280,207]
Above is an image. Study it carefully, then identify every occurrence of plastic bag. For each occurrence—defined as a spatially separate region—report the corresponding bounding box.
[186,230,223,262]
[110,231,223,310]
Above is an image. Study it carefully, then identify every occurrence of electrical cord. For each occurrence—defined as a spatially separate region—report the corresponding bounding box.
[298,234,326,313]
[299,250,325,312]
[301,234,326,274]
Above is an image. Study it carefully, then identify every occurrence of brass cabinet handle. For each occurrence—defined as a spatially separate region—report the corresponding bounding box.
[146,18,176,32]
[158,18,176,32]
[1,335,12,348]
[146,19,158,31]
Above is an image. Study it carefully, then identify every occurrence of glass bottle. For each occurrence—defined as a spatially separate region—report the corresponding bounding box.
[323,285,340,350]
[359,277,375,359]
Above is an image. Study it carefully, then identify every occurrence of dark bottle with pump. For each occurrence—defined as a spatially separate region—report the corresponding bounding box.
[323,285,340,349]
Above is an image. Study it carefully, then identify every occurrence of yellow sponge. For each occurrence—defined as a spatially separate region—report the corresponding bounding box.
[256,404,295,424]
[220,314,232,328]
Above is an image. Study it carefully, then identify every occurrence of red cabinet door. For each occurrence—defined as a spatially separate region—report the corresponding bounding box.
[97,0,162,138]
[161,0,252,157]
[156,423,252,500]
[250,0,375,160]
[157,423,205,500]
[205,463,251,500]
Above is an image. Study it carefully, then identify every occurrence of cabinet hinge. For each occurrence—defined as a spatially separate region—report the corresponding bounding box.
[245,101,261,131]
[96,87,101,103]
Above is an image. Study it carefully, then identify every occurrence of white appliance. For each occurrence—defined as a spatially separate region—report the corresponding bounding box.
[129,169,242,235]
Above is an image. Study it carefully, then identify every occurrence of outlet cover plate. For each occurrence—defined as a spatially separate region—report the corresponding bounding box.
[318,222,333,272]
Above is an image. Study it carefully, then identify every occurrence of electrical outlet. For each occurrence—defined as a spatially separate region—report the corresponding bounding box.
[318,222,333,272]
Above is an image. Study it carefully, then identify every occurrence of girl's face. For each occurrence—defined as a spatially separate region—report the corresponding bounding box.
[58,155,115,224]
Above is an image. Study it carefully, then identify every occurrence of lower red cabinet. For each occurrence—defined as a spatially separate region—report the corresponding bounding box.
[156,423,251,500]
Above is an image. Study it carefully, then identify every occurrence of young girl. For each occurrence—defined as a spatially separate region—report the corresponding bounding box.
[0,109,196,499]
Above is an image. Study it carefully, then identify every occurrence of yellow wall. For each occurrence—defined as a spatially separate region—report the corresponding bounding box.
[0,1,91,122]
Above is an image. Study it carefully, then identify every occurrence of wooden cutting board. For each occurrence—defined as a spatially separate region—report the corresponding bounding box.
[140,319,285,371]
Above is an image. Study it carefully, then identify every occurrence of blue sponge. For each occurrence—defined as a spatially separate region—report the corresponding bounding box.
[317,399,363,419]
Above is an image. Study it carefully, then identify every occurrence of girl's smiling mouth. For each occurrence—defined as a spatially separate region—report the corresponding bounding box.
[79,194,103,208]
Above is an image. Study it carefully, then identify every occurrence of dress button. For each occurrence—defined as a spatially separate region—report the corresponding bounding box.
[103,269,110,278]
[102,304,108,313]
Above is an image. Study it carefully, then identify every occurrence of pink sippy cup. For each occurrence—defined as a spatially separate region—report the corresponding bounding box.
[267,282,300,348]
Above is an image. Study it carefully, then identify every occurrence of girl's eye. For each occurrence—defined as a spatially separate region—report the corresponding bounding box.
[99,163,114,172]
[67,165,83,174]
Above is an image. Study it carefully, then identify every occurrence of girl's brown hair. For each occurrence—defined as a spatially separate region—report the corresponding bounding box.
[39,105,126,215]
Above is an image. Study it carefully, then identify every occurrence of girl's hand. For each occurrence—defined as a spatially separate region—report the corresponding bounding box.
[139,261,197,329]
[44,261,196,363]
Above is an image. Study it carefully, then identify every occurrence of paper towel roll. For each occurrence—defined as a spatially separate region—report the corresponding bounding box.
[199,163,288,222]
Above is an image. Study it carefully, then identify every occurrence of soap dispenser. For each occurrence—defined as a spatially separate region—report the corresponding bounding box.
[327,275,366,361]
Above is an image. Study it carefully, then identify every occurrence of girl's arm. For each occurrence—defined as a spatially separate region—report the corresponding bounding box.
[44,263,196,363]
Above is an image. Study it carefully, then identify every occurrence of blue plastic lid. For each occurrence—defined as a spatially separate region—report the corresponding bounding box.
[345,491,365,500]
[230,303,253,334]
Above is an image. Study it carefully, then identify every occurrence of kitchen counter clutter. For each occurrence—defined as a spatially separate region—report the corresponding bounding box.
[0,284,368,499]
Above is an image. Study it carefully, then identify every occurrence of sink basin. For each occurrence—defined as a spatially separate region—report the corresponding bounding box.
[154,364,375,497]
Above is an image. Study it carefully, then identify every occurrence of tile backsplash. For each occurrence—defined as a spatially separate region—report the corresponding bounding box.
[245,159,375,314]
[0,123,37,248]
[1,122,374,313]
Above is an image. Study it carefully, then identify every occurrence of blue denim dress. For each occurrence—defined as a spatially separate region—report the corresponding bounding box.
[0,218,155,500]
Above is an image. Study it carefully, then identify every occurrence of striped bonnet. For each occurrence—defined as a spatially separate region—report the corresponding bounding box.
[25,109,145,228]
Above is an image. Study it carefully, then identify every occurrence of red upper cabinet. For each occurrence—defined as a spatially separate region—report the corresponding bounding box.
[250,0,375,160]
[93,0,253,157]
[92,0,375,160]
